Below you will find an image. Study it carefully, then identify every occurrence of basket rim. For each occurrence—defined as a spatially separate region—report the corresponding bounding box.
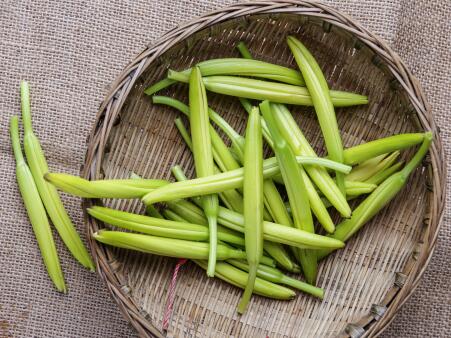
[81,1,447,337]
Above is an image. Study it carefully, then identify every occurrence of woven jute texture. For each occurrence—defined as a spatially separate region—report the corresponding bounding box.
[0,1,449,337]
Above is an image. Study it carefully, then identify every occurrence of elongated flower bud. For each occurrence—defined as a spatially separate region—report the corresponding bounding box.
[318,132,432,260]
[94,231,246,260]
[144,57,305,95]
[194,260,295,300]
[227,259,324,298]
[45,173,168,198]
[142,156,351,205]
[10,116,66,292]
[343,133,425,165]
[21,81,94,271]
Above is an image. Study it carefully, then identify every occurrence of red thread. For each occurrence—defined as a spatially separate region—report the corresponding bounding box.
[162,258,187,331]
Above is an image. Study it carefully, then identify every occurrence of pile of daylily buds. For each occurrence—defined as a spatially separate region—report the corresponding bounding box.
[12,37,431,313]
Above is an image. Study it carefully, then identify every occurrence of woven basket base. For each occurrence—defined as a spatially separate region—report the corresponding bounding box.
[84,9,443,338]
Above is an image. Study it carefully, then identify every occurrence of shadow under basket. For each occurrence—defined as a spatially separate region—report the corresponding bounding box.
[82,1,446,337]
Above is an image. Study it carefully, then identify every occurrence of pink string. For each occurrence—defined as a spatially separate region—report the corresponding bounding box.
[162,258,187,331]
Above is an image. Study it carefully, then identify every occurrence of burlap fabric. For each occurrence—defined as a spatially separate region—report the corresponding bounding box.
[0,1,449,337]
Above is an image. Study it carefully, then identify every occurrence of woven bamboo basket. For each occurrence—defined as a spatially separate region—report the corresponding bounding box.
[82,1,446,337]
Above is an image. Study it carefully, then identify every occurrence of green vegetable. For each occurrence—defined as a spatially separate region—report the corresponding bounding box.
[365,161,404,185]
[174,117,193,147]
[237,44,334,233]
[206,101,300,271]
[166,184,286,272]
[130,173,166,218]
[170,166,299,272]
[189,67,219,276]
[164,168,344,250]
[260,179,302,272]
[166,198,208,225]
[262,181,290,224]
[194,260,295,300]
[20,81,94,271]
[88,206,245,246]
[93,230,246,260]
[263,242,300,273]
[171,166,208,211]
[146,204,164,219]
[173,116,245,213]
[239,98,254,113]
[346,154,387,180]
[346,151,399,182]
[195,99,288,228]
[208,108,245,160]
[237,101,295,228]
[45,173,168,198]
[261,101,317,284]
[157,96,245,212]
[239,98,274,149]
[343,181,377,195]
[162,208,189,223]
[236,41,254,60]
[308,168,398,209]
[217,207,344,250]
[153,95,246,160]
[343,133,425,165]
[272,174,375,196]
[227,259,323,298]
[258,255,277,268]
[287,36,346,197]
[165,58,305,85]
[144,78,176,97]
[317,132,432,260]
[264,138,335,232]
[156,97,241,174]
[209,124,241,173]
[168,198,298,274]
[144,57,306,96]
[167,72,368,107]
[205,139,248,212]
[10,116,66,293]
[270,103,351,217]
[236,42,347,219]
[142,156,351,205]
[237,107,264,313]
[135,179,278,267]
